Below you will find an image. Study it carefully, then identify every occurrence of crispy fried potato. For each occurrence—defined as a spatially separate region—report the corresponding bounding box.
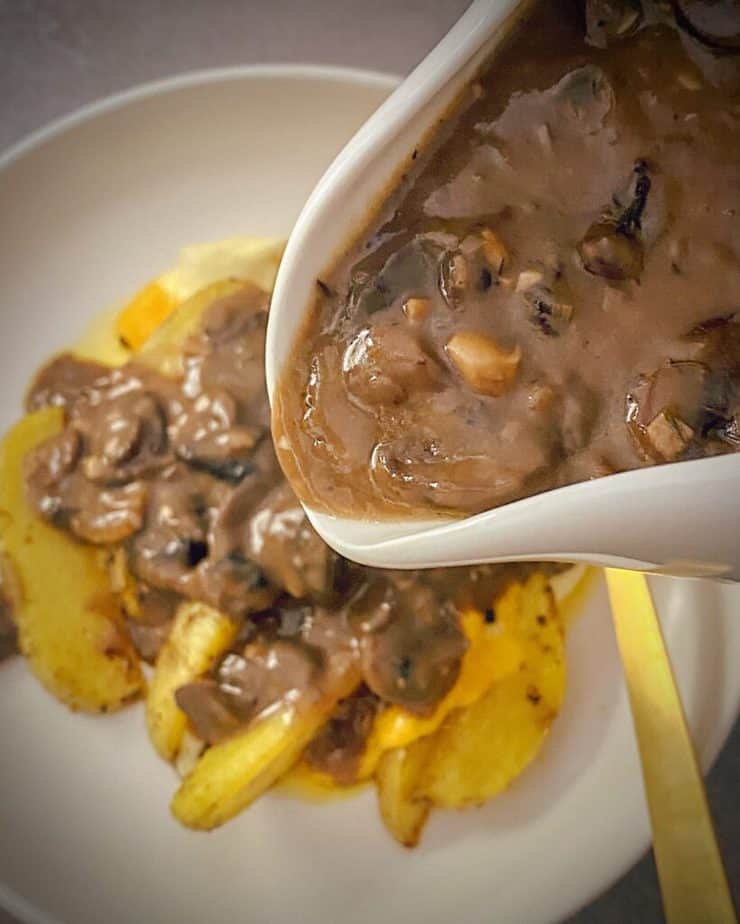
[357,607,525,780]
[0,408,143,711]
[375,736,435,848]
[172,665,361,830]
[146,600,238,762]
[116,281,177,351]
[417,575,565,808]
[117,237,284,353]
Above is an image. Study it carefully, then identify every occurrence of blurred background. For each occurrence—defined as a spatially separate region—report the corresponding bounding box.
[0,2,737,921]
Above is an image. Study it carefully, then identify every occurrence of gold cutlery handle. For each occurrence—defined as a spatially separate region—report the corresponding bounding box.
[605,569,736,924]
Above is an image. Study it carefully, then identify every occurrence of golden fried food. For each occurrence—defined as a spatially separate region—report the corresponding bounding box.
[172,665,361,830]
[0,408,143,711]
[417,576,565,809]
[2,235,576,849]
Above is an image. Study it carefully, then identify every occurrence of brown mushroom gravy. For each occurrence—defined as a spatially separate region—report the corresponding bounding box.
[273,0,740,518]
[22,282,552,777]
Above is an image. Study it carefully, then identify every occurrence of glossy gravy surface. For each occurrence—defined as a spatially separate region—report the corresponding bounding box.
[275,0,740,517]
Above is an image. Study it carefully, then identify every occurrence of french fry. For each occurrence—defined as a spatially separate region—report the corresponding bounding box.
[146,600,238,762]
[375,736,435,848]
[0,408,143,711]
[417,575,566,808]
[172,663,361,830]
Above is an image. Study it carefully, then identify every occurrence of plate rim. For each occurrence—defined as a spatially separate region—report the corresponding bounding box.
[0,64,737,924]
[0,64,400,171]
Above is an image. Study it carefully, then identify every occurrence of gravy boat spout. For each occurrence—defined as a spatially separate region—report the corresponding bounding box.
[266,0,740,581]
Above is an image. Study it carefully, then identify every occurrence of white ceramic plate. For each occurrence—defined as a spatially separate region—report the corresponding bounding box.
[0,67,738,924]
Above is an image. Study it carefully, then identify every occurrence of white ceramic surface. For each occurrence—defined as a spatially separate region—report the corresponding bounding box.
[265,0,740,581]
[0,67,739,924]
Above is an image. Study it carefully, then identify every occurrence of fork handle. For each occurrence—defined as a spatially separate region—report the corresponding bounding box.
[605,569,737,924]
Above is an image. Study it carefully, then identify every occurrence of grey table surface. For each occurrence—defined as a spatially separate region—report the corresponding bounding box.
[0,1,737,922]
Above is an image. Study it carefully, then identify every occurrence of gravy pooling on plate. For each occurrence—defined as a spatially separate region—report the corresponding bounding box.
[273,0,740,518]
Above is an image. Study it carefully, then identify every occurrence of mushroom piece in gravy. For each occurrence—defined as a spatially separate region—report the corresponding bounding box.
[273,0,740,518]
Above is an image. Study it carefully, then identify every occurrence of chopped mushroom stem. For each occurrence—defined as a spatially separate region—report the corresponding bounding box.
[446,333,522,397]
[645,410,694,461]
[402,297,432,322]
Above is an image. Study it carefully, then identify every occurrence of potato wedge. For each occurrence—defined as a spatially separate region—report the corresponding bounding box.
[158,236,284,301]
[0,408,143,711]
[172,664,361,830]
[146,600,238,762]
[357,606,525,779]
[417,575,565,808]
[356,573,553,781]
[116,281,177,351]
[375,736,435,848]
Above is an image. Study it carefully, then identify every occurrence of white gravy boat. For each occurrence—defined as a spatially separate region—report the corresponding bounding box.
[266,0,740,581]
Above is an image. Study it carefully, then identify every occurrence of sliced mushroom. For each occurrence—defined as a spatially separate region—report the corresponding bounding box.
[585,0,643,49]
[353,577,467,715]
[370,420,551,514]
[446,332,521,397]
[579,161,655,281]
[196,553,276,618]
[246,481,339,602]
[69,480,148,544]
[25,353,110,414]
[74,390,170,486]
[579,220,644,280]
[124,585,177,663]
[127,466,225,593]
[343,322,441,409]
[170,389,262,484]
[25,428,147,544]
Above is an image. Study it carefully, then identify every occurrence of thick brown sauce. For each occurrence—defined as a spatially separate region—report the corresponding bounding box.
[274,0,740,518]
[22,284,549,777]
